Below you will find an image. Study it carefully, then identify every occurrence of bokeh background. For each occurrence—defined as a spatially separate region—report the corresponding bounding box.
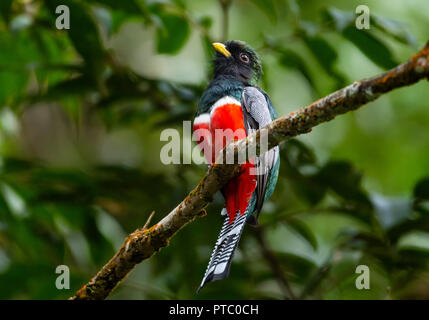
[1,0,429,299]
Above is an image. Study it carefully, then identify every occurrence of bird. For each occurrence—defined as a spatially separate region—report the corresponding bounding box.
[193,40,280,292]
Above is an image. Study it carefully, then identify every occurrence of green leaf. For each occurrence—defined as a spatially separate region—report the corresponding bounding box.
[342,26,397,69]
[396,248,429,269]
[371,195,413,230]
[285,217,318,250]
[280,141,326,205]
[414,178,429,200]
[0,69,29,107]
[201,34,214,61]
[413,178,429,214]
[155,110,194,127]
[396,231,429,269]
[109,10,131,34]
[323,7,354,32]
[323,7,398,69]
[274,252,317,282]
[198,16,213,29]
[372,15,417,46]
[88,0,143,14]
[337,229,386,249]
[90,0,149,34]
[398,231,429,253]
[1,157,34,173]
[0,0,13,22]
[288,0,300,17]
[156,13,190,54]
[387,215,429,244]
[317,161,370,206]
[292,180,326,205]
[302,35,346,87]
[303,36,337,67]
[29,75,94,102]
[0,32,37,106]
[46,0,106,74]
[284,139,317,167]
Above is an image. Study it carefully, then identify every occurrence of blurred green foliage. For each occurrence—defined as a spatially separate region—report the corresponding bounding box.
[0,0,429,299]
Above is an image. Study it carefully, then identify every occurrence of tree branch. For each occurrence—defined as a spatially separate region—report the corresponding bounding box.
[71,42,429,300]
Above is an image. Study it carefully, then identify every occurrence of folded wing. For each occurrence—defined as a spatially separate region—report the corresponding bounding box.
[241,87,279,216]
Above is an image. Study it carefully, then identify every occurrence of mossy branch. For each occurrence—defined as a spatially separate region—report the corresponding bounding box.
[71,42,429,300]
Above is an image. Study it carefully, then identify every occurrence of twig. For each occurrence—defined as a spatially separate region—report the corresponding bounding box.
[299,262,332,299]
[259,205,357,227]
[219,0,232,41]
[143,211,155,230]
[251,226,296,299]
[71,42,429,300]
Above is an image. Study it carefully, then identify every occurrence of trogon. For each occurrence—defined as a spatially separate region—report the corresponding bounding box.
[193,40,280,292]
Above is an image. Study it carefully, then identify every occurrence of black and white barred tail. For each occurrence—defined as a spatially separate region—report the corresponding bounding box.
[197,212,248,293]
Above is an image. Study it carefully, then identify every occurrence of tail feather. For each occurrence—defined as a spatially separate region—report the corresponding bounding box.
[197,213,247,292]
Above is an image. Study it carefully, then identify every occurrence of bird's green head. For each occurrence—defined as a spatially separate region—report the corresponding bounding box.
[212,40,262,86]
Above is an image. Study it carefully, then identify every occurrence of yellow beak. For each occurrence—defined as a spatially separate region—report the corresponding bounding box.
[212,42,231,57]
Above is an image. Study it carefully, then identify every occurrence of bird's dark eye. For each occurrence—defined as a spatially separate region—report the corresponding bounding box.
[239,53,250,63]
